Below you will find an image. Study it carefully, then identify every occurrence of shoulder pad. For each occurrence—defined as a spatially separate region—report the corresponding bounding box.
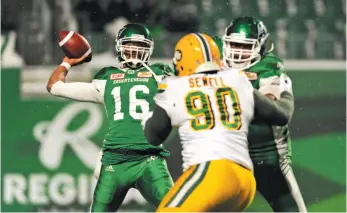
[93,67,123,80]
[93,67,108,80]
[248,53,285,78]
[261,53,285,71]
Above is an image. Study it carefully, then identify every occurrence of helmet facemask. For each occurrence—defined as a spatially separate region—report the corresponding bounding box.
[116,36,154,69]
[223,33,264,69]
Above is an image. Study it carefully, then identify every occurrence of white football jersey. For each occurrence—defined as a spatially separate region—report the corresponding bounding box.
[155,68,255,171]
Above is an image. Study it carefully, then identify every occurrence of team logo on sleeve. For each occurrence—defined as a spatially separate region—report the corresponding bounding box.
[137,71,152,78]
[110,73,125,80]
[244,72,258,80]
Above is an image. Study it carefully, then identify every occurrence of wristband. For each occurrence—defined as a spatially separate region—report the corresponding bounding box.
[60,62,71,70]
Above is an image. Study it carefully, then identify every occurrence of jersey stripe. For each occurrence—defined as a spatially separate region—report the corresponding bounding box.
[158,83,168,90]
[157,83,167,93]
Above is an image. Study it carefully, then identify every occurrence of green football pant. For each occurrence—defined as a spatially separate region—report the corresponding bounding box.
[90,156,173,212]
[254,162,307,212]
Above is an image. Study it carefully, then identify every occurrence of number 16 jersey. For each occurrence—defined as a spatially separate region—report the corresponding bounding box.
[92,63,173,164]
[155,69,255,171]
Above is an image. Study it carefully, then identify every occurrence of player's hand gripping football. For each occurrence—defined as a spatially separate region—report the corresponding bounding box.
[62,51,90,67]
[46,52,91,92]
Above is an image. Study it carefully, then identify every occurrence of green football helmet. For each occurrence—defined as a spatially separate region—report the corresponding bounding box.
[223,17,269,69]
[115,23,154,69]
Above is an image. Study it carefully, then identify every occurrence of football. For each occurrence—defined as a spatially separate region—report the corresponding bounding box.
[58,30,92,62]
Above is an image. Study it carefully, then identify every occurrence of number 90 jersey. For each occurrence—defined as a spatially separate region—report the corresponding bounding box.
[155,69,255,171]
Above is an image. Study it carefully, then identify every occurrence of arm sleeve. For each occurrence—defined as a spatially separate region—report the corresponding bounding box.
[50,80,104,103]
[144,104,173,146]
[253,89,294,126]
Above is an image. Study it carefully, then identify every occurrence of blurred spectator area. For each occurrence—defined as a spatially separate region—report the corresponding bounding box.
[1,0,346,66]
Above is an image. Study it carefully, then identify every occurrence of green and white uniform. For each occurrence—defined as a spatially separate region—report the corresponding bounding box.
[91,63,174,211]
[246,53,291,169]
[215,16,307,212]
[49,62,174,211]
[93,64,172,164]
[245,53,306,212]
[50,23,174,212]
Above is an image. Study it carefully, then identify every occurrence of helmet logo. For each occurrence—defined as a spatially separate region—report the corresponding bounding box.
[174,50,182,61]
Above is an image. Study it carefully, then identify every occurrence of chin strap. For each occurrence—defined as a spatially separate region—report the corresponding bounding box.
[141,62,163,83]
[223,55,261,70]
[267,43,274,53]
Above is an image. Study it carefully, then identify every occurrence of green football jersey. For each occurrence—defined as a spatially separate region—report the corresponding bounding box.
[245,52,292,168]
[93,63,173,164]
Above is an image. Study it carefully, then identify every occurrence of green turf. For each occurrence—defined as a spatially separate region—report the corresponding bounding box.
[246,132,346,212]
[246,192,347,212]
[308,193,346,212]
[245,192,272,212]
[292,132,346,185]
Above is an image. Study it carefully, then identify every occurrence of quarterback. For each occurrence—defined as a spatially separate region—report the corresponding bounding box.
[142,32,294,212]
[46,23,173,211]
[215,16,307,212]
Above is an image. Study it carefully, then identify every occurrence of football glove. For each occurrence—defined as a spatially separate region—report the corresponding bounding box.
[258,74,293,100]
